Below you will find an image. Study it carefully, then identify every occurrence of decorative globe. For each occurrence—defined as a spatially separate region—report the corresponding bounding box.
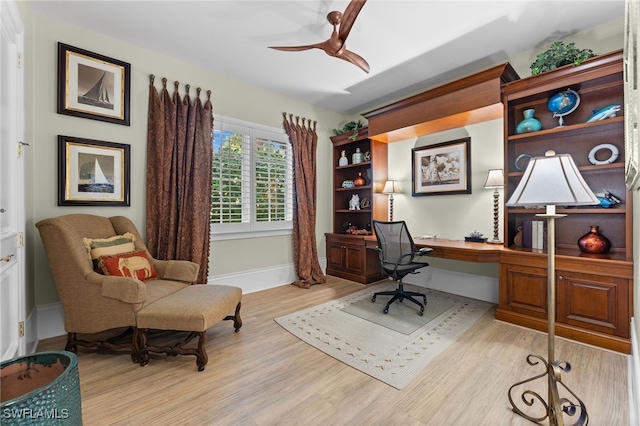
[547,88,580,126]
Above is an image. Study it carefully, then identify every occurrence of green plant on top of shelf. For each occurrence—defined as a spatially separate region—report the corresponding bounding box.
[530,41,596,75]
[333,120,364,141]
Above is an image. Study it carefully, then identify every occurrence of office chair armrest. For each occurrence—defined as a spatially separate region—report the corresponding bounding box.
[416,247,433,256]
[386,253,415,274]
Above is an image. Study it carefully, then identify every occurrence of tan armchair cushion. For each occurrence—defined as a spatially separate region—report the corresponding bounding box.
[154,259,200,283]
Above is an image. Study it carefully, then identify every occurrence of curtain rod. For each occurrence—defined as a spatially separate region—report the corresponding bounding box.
[283,112,317,130]
[149,74,211,99]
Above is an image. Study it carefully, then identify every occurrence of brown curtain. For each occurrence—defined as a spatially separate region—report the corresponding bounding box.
[282,113,326,289]
[146,76,213,283]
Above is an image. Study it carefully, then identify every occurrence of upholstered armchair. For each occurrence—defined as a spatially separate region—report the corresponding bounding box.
[36,214,200,356]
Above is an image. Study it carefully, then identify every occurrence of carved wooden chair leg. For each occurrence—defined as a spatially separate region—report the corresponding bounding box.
[65,333,78,353]
[131,328,141,363]
[223,301,243,332]
[137,328,150,367]
[196,332,208,372]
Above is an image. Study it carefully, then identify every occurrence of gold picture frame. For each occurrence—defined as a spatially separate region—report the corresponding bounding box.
[57,43,131,126]
[58,135,130,206]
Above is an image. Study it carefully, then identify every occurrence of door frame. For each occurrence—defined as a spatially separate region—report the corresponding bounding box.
[0,0,26,361]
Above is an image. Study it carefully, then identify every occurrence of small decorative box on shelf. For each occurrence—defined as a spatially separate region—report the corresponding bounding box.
[464,230,487,243]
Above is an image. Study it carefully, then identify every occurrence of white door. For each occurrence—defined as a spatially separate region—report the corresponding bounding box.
[0,0,26,362]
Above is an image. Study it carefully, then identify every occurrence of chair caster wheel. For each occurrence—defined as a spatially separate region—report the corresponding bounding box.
[371,295,376,302]
[383,307,389,314]
[418,310,424,316]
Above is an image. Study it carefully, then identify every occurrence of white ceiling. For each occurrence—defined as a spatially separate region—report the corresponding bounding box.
[30,0,625,115]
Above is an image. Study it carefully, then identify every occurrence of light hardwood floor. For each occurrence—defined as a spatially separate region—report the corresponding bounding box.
[37,276,629,425]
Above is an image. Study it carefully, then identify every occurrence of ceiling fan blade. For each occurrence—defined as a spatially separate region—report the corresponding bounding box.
[339,49,370,73]
[338,0,367,42]
[268,42,323,52]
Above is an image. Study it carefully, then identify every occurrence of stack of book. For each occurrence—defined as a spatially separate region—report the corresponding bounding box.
[522,220,545,249]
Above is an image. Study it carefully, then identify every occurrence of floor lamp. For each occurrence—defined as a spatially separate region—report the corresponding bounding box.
[506,151,597,426]
[484,169,504,244]
[382,180,401,221]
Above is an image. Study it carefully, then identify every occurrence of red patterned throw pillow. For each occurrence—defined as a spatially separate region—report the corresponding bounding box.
[98,250,158,281]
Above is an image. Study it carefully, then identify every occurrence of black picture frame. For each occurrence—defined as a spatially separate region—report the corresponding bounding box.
[58,135,131,206]
[57,43,131,126]
[411,137,472,196]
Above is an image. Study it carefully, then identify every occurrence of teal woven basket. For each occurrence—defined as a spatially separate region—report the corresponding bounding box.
[0,351,82,425]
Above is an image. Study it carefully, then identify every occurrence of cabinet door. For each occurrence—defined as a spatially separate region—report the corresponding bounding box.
[501,263,547,318]
[557,271,630,338]
[344,244,365,275]
[327,241,346,270]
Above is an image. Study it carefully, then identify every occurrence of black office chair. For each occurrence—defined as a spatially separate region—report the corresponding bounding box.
[372,220,432,316]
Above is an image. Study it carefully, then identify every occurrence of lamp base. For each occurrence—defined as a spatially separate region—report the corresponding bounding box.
[486,239,503,244]
[508,354,588,426]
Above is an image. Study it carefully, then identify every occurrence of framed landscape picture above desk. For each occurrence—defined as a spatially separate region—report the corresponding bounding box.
[411,137,471,196]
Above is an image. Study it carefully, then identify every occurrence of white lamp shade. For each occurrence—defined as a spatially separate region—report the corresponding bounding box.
[382,180,401,194]
[506,153,599,207]
[484,169,504,189]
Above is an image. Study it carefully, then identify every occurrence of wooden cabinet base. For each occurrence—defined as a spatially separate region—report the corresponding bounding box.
[325,267,386,284]
[495,308,631,354]
[325,233,386,284]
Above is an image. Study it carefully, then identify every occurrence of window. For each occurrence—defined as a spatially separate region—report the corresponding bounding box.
[211,116,293,239]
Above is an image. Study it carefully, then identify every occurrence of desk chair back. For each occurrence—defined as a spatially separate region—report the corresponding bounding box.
[373,220,417,267]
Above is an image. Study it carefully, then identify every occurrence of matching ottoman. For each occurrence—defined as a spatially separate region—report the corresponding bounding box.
[134,284,242,371]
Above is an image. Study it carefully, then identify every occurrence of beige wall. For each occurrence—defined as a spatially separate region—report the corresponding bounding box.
[23,10,344,305]
[385,120,502,278]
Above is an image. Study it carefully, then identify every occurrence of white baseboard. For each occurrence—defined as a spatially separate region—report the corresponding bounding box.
[32,261,499,339]
[37,302,65,341]
[25,307,39,354]
[36,259,329,341]
[403,267,499,304]
[208,258,327,294]
[630,316,639,426]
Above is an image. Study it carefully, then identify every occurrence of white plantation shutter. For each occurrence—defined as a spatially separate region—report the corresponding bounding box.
[253,130,293,230]
[211,116,293,237]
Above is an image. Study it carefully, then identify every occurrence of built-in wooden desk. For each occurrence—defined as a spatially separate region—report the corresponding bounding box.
[363,236,504,263]
[361,235,630,353]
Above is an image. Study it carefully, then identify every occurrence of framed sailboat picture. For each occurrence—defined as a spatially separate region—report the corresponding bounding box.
[57,43,131,125]
[58,135,130,206]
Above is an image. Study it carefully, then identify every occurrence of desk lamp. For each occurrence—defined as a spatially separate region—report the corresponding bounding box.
[506,151,597,426]
[483,169,504,244]
[382,180,401,221]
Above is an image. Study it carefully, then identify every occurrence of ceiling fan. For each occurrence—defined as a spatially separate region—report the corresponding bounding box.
[268,0,370,73]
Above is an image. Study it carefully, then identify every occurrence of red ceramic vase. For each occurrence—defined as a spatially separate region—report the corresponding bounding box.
[577,225,611,254]
[354,172,366,186]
